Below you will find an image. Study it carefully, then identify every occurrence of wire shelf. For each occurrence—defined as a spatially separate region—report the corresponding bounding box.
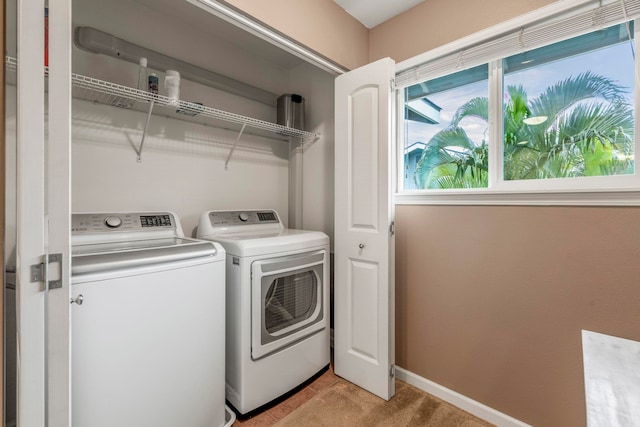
[5,56,320,153]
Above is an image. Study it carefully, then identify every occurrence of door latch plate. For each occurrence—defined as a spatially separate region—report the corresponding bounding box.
[31,263,45,282]
[30,253,63,289]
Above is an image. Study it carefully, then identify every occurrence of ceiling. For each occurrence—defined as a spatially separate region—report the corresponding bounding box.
[333,0,426,29]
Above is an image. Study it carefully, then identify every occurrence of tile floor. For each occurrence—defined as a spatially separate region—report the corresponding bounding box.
[232,366,340,426]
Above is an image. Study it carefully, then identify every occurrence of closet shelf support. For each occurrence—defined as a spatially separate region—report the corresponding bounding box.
[224,122,247,169]
[4,57,322,160]
[136,100,155,162]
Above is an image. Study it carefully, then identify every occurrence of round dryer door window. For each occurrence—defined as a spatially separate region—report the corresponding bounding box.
[265,271,317,334]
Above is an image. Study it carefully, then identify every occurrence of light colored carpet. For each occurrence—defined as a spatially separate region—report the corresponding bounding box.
[274,379,495,427]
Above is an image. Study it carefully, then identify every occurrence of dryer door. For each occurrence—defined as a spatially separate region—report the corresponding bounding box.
[251,250,326,360]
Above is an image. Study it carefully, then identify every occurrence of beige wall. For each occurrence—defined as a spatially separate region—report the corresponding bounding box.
[224,0,559,68]
[396,205,640,426]
[377,2,640,426]
[224,0,369,70]
[369,0,556,62]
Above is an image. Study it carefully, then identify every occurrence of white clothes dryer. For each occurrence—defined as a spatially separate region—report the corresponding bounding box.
[71,212,227,427]
[197,210,330,415]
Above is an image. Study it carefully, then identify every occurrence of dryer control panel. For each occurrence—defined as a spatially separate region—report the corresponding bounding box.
[72,212,176,234]
[207,210,280,226]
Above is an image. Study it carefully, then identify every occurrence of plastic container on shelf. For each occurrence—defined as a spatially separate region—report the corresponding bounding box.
[164,70,180,105]
[148,73,159,95]
[277,93,305,131]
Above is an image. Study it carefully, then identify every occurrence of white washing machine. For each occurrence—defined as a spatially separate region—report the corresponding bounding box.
[71,212,227,427]
[197,209,330,415]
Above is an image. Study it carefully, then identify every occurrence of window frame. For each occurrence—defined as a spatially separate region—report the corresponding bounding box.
[394,1,640,205]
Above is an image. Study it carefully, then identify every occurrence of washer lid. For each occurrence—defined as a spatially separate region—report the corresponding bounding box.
[72,237,220,278]
[199,228,329,257]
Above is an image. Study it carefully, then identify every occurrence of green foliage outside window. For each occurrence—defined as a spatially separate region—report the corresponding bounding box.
[414,72,634,189]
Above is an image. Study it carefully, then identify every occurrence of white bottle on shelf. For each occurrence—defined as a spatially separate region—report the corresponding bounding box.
[137,57,148,91]
[165,70,180,105]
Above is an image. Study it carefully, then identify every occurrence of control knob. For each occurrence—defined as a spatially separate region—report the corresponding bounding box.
[104,216,123,228]
[238,212,249,222]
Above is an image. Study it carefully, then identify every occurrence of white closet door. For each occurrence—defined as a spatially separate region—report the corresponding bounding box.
[47,0,73,425]
[16,0,47,424]
[16,0,72,425]
[334,57,396,400]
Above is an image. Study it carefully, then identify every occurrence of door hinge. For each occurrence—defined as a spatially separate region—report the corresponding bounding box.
[390,365,395,378]
[390,78,396,92]
[389,221,395,237]
[30,253,63,289]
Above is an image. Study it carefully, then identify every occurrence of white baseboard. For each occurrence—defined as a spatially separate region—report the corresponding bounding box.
[395,366,531,427]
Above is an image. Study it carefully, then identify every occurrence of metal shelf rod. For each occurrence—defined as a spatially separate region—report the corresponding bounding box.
[224,122,247,169]
[136,100,155,162]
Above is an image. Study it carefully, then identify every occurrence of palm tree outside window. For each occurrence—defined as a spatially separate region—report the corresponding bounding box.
[404,22,635,190]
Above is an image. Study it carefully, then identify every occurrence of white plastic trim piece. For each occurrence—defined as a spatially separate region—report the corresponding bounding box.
[395,366,532,427]
[224,405,236,427]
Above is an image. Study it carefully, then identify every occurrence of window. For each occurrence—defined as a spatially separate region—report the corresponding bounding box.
[397,0,640,202]
[404,65,489,189]
[502,24,635,182]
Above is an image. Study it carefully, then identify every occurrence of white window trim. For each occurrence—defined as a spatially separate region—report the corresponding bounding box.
[394,0,640,206]
[396,190,640,206]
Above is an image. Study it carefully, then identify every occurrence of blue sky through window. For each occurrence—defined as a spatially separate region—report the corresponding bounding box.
[405,39,635,151]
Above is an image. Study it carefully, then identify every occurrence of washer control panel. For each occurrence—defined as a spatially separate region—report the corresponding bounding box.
[207,210,279,226]
[72,213,175,234]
